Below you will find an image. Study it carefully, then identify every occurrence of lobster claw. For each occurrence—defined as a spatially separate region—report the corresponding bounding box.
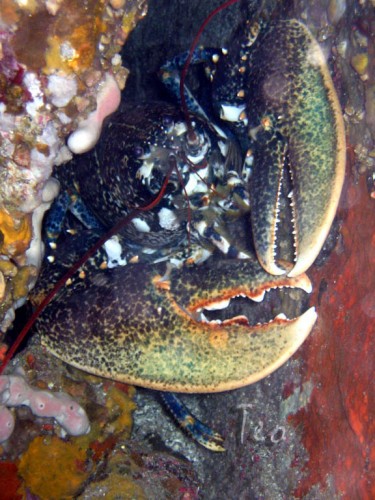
[244,20,346,277]
[37,258,316,393]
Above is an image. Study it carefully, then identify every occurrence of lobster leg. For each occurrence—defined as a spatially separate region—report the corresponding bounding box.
[45,184,104,248]
[160,48,221,121]
[161,392,225,452]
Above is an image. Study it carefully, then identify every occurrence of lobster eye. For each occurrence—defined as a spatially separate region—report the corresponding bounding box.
[162,115,174,129]
[134,145,144,158]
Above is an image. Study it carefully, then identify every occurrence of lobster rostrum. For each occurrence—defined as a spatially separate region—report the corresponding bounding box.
[14,7,345,449]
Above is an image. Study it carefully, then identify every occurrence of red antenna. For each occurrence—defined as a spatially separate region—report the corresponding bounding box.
[0,0,241,374]
[180,0,240,143]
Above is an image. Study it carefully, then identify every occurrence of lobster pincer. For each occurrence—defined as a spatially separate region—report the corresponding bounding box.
[211,19,346,276]
[35,257,316,393]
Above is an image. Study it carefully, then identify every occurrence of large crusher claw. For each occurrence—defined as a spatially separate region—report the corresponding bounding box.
[36,258,316,393]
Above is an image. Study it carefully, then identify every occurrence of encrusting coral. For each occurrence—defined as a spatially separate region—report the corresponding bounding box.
[0,0,148,331]
[18,435,91,499]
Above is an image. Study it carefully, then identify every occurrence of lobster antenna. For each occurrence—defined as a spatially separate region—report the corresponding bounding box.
[0,160,177,374]
[180,0,240,143]
[0,0,242,373]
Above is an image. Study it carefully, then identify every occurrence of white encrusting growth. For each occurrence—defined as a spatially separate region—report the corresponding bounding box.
[48,74,78,107]
[220,104,246,122]
[103,236,127,268]
[25,178,60,274]
[132,218,151,233]
[24,72,44,114]
[158,207,180,230]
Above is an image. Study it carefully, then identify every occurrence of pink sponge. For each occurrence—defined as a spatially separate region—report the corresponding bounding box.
[0,372,90,442]
[67,73,121,154]
[0,405,15,442]
[1,374,30,406]
[28,390,90,435]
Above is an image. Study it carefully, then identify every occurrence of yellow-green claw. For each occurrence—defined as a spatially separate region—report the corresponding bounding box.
[37,258,316,393]
[248,20,346,277]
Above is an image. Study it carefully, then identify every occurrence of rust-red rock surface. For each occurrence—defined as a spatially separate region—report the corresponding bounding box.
[292,170,375,498]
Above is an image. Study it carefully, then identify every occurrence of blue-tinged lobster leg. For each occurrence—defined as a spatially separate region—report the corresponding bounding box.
[161,392,225,451]
[44,190,71,247]
[160,48,244,172]
[45,190,105,248]
[160,48,221,121]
